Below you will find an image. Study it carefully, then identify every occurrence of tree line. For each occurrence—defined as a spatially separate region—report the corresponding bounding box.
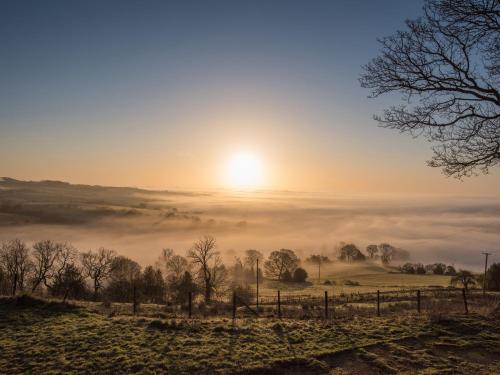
[1,237,498,305]
[0,236,310,305]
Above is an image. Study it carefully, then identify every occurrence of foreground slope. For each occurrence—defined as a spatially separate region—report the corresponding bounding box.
[1,297,499,374]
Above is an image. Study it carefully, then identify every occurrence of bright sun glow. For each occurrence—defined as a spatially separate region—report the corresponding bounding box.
[225,152,263,188]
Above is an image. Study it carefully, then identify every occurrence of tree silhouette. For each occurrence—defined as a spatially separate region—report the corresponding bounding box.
[264,249,299,281]
[188,235,226,303]
[81,248,115,300]
[31,240,62,293]
[366,245,378,259]
[451,269,477,291]
[0,239,31,295]
[360,0,499,177]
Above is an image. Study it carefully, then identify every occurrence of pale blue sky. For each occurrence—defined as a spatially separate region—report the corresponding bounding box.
[1,0,499,194]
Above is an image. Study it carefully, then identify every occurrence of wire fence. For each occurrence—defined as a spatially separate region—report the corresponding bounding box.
[82,288,500,321]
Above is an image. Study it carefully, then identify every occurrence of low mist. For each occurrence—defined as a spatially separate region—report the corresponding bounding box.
[1,178,499,270]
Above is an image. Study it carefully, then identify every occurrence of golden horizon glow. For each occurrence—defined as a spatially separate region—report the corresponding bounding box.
[225,152,263,189]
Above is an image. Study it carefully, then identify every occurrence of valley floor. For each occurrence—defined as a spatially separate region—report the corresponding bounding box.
[0,297,499,374]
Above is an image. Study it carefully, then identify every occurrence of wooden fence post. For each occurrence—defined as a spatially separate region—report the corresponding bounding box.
[324,291,328,319]
[331,292,335,320]
[232,292,237,321]
[188,291,192,318]
[462,288,468,315]
[377,290,380,317]
[133,283,137,315]
[278,290,281,319]
[256,258,259,314]
[417,290,421,314]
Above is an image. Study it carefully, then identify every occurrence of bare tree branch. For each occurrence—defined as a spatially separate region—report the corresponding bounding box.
[360,0,500,177]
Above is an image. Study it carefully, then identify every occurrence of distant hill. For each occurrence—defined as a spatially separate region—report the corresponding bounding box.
[0,177,200,226]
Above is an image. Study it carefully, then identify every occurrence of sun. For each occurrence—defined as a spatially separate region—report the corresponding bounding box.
[225,152,263,188]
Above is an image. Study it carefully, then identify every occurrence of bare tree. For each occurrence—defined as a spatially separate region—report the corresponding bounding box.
[451,269,477,291]
[378,243,395,265]
[0,239,32,295]
[81,248,115,300]
[48,243,80,301]
[264,249,299,281]
[31,240,62,293]
[188,235,226,303]
[51,263,86,303]
[360,0,500,177]
[51,243,78,284]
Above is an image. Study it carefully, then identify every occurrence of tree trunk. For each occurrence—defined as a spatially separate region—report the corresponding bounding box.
[12,273,17,296]
[205,283,211,303]
[94,280,99,301]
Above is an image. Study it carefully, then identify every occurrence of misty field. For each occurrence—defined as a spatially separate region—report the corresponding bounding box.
[1,296,499,374]
[260,262,452,296]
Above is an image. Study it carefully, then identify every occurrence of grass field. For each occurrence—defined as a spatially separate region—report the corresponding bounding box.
[260,262,452,297]
[1,296,499,374]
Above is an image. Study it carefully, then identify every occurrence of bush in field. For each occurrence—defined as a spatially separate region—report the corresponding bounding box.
[343,279,359,286]
[292,267,308,282]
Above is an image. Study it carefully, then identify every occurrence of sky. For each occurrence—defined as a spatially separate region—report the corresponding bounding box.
[1,0,499,195]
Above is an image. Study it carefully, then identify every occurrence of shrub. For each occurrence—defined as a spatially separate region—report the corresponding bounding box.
[293,267,308,282]
[343,280,359,286]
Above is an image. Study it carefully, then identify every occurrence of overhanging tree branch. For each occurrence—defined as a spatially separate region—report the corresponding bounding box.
[360,0,499,177]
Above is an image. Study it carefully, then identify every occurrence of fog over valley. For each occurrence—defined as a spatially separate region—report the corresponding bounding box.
[0,177,498,270]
